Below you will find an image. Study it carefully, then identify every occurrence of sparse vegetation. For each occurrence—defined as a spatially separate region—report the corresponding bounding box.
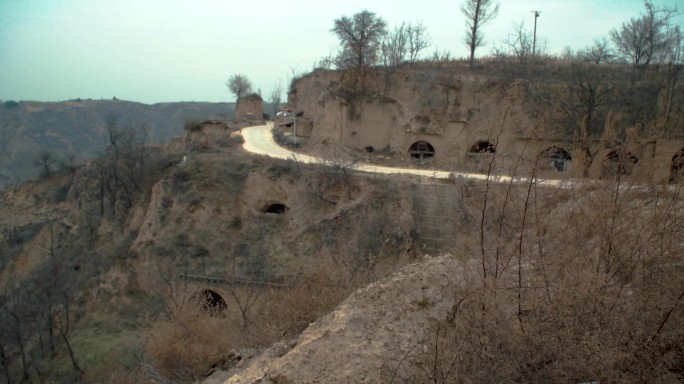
[461,0,500,68]
[610,2,680,66]
[147,303,237,382]
[1,4,682,383]
[387,179,684,383]
[80,113,180,228]
[3,100,19,109]
[381,21,431,67]
[33,150,56,179]
[183,119,203,131]
[331,10,387,71]
[0,129,418,382]
[226,74,253,101]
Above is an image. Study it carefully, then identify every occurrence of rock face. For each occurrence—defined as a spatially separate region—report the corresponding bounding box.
[288,69,543,172]
[287,67,684,183]
[223,255,481,384]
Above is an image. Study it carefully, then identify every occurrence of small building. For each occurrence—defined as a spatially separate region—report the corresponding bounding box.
[236,93,264,121]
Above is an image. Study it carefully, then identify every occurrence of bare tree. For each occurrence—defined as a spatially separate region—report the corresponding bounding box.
[580,37,614,64]
[53,292,83,377]
[58,153,79,175]
[0,334,9,383]
[331,10,387,71]
[382,23,409,67]
[610,2,680,66]
[30,234,86,381]
[103,115,148,220]
[564,61,614,175]
[382,21,430,66]
[504,22,533,61]
[662,26,682,122]
[227,280,260,329]
[430,49,453,62]
[269,82,282,119]
[407,21,431,63]
[313,51,336,70]
[226,74,253,101]
[33,150,55,179]
[461,0,500,68]
[86,114,150,222]
[566,62,612,132]
[1,292,31,382]
[560,46,576,61]
[494,21,542,79]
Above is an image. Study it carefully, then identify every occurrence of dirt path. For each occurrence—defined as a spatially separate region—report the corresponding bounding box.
[241,122,568,188]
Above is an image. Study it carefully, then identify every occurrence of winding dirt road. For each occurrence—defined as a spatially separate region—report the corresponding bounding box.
[241,122,568,188]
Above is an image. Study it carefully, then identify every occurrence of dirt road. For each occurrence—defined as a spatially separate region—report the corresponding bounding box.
[241,122,568,187]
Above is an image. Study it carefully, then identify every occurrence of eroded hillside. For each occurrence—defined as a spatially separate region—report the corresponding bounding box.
[0,99,235,187]
[0,120,421,383]
[283,62,684,183]
[2,61,684,383]
[211,168,684,383]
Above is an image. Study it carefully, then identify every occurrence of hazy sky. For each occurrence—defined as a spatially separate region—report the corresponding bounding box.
[1,0,682,104]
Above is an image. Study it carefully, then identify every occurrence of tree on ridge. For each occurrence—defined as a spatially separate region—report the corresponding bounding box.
[331,10,387,71]
[226,74,253,101]
[461,0,500,68]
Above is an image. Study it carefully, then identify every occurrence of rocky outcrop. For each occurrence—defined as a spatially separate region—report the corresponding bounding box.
[220,255,481,384]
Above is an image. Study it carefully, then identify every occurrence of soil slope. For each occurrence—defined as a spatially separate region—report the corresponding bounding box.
[217,255,480,384]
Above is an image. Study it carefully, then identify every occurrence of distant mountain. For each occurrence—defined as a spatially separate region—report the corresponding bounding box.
[0,99,235,187]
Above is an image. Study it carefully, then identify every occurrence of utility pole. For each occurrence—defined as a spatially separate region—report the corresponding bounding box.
[532,11,541,59]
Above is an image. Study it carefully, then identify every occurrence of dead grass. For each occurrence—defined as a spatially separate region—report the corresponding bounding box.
[143,261,353,382]
[386,179,684,383]
[258,263,353,341]
[147,306,240,382]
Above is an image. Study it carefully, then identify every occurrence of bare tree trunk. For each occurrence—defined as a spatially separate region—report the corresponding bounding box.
[0,342,11,384]
[9,313,29,382]
[663,60,680,124]
[516,165,536,334]
[49,325,55,359]
[229,281,260,329]
[55,297,84,376]
[468,2,481,68]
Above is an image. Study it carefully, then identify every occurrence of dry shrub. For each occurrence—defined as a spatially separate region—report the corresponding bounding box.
[147,305,241,382]
[258,263,352,342]
[145,262,353,382]
[388,178,684,383]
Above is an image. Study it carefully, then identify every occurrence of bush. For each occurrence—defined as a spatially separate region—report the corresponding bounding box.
[256,263,352,342]
[4,100,19,109]
[147,307,239,382]
[387,178,684,383]
[272,129,287,145]
[183,120,202,131]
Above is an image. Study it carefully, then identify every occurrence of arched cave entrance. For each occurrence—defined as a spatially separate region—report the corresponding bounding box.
[470,141,496,153]
[193,289,227,314]
[601,150,639,178]
[262,203,288,214]
[540,146,572,172]
[408,141,435,161]
[671,147,684,183]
